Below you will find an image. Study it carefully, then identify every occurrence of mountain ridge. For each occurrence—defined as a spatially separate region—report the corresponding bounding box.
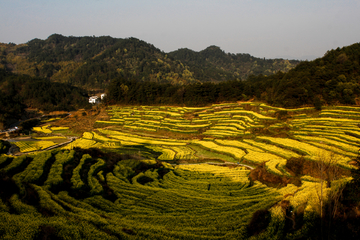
[0,34,300,89]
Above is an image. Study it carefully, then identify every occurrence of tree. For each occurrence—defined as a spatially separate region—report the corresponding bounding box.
[314,96,322,110]
[314,149,344,240]
[0,140,11,154]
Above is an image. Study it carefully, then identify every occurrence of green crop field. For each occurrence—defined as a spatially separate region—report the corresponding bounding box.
[13,140,58,152]
[1,102,359,239]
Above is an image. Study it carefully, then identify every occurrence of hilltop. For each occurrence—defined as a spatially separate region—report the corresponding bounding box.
[168,45,298,81]
[245,42,360,107]
[0,34,299,89]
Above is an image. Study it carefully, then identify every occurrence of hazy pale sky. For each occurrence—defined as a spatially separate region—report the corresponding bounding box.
[1,0,359,60]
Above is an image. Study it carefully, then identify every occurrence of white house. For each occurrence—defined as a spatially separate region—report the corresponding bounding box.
[89,96,100,104]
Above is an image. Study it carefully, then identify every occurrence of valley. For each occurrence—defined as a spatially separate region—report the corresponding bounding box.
[1,35,360,239]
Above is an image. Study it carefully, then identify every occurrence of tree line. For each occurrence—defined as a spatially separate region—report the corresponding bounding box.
[0,69,90,129]
[106,78,245,106]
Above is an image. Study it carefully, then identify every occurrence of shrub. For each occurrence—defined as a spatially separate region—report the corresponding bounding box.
[0,140,11,154]
[247,209,271,236]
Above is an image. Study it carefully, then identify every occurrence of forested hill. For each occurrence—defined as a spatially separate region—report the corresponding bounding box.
[0,34,299,89]
[245,42,360,107]
[106,42,360,108]
[168,46,298,82]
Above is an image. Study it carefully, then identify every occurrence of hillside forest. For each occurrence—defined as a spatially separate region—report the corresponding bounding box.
[106,42,360,108]
[0,69,90,129]
[0,34,299,88]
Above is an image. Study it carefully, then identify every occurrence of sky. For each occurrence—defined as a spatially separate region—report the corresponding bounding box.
[1,0,359,60]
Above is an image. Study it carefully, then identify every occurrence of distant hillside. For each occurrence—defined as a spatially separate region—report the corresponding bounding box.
[106,42,360,108]
[0,34,299,89]
[168,46,299,82]
[244,42,360,107]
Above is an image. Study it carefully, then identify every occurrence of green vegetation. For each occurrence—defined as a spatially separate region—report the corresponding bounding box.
[0,68,90,129]
[168,45,299,82]
[106,42,360,107]
[1,34,299,89]
[2,35,360,239]
[2,103,360,239]
[0,149,279,239]
[0,140,11,154]
[2,38,360,130]
[0,69,89,113]
[44,150,75,190]
[13,140,57,152]
[245,43,360,107]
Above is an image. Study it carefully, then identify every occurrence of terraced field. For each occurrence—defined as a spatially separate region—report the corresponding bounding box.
[32,125,69,134]
[92,103,359,171]
[1,102,359,239]
[0,150,285,239]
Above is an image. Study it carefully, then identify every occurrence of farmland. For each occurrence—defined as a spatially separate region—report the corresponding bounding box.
[1,102,360,239]
[94,103,359,171]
